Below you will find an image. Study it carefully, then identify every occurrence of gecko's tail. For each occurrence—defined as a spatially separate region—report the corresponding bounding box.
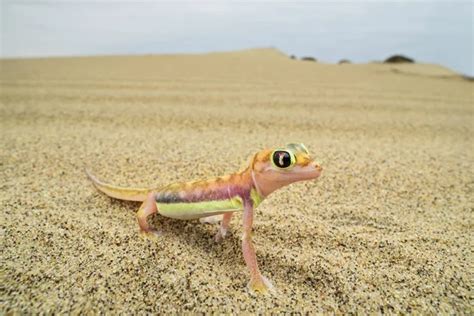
[85,169,155,202]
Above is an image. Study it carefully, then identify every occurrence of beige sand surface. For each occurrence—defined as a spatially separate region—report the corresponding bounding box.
[1,49,472,313]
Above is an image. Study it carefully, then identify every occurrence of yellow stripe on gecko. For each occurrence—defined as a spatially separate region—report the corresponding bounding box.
[157,196,244,220]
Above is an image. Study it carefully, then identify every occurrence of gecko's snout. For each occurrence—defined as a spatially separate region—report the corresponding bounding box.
[312,162,322,172]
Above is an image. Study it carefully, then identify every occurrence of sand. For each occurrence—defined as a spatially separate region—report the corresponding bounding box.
[1,48,472,313]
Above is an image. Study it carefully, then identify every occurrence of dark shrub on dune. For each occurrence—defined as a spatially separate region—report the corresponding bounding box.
[384,55,415,63]
[301,56,317,62]
[290,55,296,59]
[339,59,351,64]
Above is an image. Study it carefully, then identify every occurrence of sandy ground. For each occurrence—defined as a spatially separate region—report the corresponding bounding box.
[1,49,472,313]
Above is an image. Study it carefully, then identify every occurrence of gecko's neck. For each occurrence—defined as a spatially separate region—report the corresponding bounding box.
[234,167,264,207]
[250,169,264,197]
[232,167,255,194]
[235,166,267,197]
[250,169,289,198]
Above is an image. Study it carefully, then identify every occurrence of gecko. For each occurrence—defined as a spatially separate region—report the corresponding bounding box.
[86,143,322,295]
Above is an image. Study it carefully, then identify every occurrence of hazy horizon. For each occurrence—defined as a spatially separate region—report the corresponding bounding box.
[2,1,473,75]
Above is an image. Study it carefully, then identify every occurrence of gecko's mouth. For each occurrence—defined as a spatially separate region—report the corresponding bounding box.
[298,166,322,180]
[275,163,322,182]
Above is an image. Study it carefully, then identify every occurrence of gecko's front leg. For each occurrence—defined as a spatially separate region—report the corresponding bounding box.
[242,200,274,295]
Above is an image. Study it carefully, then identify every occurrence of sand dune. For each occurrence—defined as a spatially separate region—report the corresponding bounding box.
[1,49,472,313]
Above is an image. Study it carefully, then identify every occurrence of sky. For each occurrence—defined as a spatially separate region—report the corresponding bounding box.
[1,0,473,75]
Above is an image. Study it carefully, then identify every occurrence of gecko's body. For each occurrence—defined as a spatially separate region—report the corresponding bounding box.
[87,169,263,220]
[154,173,263,220]
[86,143,322,295]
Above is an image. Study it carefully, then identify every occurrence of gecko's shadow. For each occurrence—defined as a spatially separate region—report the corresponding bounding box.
[149,214,243,263]
[150,213,338,292]
[109,199,338,291]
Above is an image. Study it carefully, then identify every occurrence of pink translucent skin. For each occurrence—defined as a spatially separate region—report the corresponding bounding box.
[215,213,233,242]
[242,160,322,294]
[253,162,322,197]
[137,192,159,235]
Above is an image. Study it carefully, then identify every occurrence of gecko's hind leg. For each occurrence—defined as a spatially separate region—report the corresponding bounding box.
[137,192,160,240]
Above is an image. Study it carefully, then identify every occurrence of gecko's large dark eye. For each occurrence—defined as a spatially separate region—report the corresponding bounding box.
[272,150,294,169]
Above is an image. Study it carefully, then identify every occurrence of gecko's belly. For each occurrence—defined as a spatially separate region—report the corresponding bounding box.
[156,196,243,220]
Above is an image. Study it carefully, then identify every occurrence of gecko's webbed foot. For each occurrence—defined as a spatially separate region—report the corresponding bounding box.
[214,227,228,243]
[247,275,275,296]
[210,213,233,243]
[139,229,161,241]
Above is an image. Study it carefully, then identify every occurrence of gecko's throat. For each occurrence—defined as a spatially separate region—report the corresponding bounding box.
[252,162,322,197]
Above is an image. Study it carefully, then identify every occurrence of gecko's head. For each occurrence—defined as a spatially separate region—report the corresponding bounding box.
[251,143,322,196]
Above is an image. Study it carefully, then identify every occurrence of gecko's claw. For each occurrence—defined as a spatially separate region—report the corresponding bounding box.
[247,275,275,296]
